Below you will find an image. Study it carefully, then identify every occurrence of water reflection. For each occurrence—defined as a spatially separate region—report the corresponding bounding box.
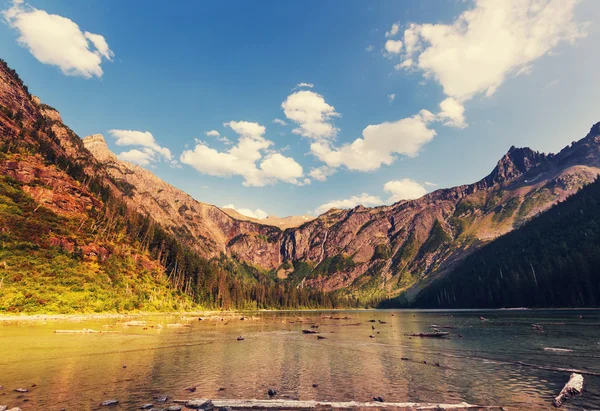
[0,310,598,410]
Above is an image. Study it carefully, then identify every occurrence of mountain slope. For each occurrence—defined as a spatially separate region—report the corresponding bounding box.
[272,129,600,301]
[411,175,600,308]
[82,122,600,305]
[0,59,356,313]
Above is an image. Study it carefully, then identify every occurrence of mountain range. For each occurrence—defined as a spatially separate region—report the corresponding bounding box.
[1,58,599,311]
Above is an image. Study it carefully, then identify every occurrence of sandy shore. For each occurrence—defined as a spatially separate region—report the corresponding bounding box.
[0,310,245,322]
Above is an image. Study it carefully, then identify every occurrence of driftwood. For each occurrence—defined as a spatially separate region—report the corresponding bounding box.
[176,398,502,410]
[553,373,584,407]
[405,332,449,338]
[54,329,120,334]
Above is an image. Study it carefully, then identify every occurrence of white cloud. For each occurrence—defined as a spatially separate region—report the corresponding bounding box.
[224,120,265,139]
[180,121,305,187]
[272,118,287,126]
[315,193,383,215]
[424,181,438,187]
[384,39,403,54]
[3,0,113,78]
[295,82,314,89]
[117,149,154,167]
[309,165,336,182]
[310,110,437,172]
[205,130,220,137]
[437,98,467,128]
[384,179,427,203]
[108,129,173,166]
[365,45,374,52]
[385,23,400,38]
[396,0,586,101]
[387,93,396,103]
[282,90,340,140]
[223,204,269,220]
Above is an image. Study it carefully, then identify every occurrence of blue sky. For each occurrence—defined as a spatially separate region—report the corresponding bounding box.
[1,0,599,218]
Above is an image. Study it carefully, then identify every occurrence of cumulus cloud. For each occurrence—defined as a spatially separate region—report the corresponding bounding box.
[384,39,403,54]
[223,204,269,220]
[437,98,467,128]
[395,0,586,101]
[272,118,287,126]
[205,130,220,137]
[180,121,305,187]
[117,149,155,167]
[295,82,314,89]
[385,23,400,38]
[108,129,173,166]
[282,90,340,140]
[384,179,427,203]
[3,0,113,78]
[315,193,383,215]
[310,110,437,172]
[387,93,396,103]
[309,165,336,182]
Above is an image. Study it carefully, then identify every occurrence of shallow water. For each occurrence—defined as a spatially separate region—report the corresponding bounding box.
[0,309,599,410]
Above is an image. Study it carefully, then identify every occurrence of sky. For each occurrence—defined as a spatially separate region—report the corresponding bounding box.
[1,0,599,219]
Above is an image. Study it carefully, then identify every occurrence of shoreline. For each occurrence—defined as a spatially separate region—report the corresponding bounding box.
[1,307,598,322]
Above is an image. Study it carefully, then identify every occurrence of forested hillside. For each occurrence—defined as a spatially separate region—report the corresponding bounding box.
[412,177,600,308]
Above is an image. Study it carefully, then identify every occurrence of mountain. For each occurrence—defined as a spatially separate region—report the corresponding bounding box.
[2,58,600,311]
[411,174,600,308]
[266,128,600,301]
[83,119,600,305]
[220,207,314,230]
[0,59,355,313]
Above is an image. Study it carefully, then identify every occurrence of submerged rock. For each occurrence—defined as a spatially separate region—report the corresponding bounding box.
[101,400,119,406]
[166,406,182,411]
[13,389,28,393]
[140,405,153,410]
[268,388,277,397]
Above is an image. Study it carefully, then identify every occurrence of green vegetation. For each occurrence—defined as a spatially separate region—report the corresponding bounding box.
[491,197,520,223]
[0,175,191,313]
[313,254,356,276]
[412,177,600,308]
[418,219,451,255]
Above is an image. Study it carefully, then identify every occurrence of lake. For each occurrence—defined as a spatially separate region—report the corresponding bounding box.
[0,309,599,410]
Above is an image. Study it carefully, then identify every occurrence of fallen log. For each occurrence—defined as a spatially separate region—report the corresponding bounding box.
[175,398,502,410]
[404,332,449,338]
[54,329,120,334]
[553,373,584,408]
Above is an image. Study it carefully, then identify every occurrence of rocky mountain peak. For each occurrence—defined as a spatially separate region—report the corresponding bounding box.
[485,146,546,186]
[82,134,117,162]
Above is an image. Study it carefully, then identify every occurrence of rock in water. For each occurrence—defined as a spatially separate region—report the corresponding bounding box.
[13,389,28,393]
[166,406,182,411]
[237,336,245,341]
[140,405,153,410]
[101,400,119,406]
[185,400,214,410]
[268,388,277,397]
